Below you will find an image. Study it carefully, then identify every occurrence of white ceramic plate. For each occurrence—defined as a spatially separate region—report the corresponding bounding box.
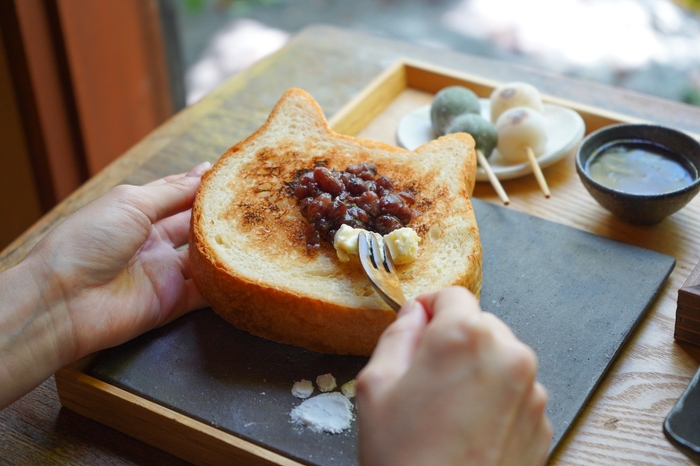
[396,100,586,181]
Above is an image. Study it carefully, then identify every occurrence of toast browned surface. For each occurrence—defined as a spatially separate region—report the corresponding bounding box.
[189,88,481,355]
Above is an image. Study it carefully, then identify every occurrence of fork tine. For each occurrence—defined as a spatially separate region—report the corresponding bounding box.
[382,240,397,275]
[370,234,398,276]
[358,231,378,275]
[358,231,406,312]
[367,233,384,271]
[358,230,371,264]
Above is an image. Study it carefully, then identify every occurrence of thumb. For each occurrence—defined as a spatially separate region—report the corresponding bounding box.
[362,299,429,387]
[121,166,207,225]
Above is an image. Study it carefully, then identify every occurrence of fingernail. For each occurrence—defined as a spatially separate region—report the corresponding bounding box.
[398,298,421,318]
[187,161,211,178]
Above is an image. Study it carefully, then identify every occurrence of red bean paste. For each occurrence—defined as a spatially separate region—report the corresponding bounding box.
[292,163,417,249]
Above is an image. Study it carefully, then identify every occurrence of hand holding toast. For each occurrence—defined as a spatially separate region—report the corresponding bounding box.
[355,286,552,466]
[0,163,210,409]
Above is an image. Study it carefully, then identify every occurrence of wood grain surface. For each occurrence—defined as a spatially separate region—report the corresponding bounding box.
[2,25,700,465]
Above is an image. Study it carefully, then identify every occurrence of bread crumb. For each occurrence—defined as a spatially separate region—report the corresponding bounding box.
[291,379,314,399]
[341,379,357,398]
[290,393,354,434]
[316,373,337,392]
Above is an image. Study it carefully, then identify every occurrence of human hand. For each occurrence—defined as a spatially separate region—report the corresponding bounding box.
[356,286,552,466]
[26,162,211,361]
[0,162,212,409]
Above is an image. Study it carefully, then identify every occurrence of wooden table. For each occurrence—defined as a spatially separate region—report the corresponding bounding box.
[2,25,700,465]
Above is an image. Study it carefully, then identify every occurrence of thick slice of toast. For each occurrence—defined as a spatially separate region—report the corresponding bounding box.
[189,88,481,355]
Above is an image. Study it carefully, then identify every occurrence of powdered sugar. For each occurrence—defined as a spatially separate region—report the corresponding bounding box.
[316,373,337,392]
[289,374,357,434]
[291,379,315,399]
[341,379,357,398]
[289,392,354,434]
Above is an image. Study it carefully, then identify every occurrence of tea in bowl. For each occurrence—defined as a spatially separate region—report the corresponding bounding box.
[576,124,700,225]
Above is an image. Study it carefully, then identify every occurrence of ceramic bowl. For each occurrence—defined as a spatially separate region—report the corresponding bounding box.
[576,124,700,225]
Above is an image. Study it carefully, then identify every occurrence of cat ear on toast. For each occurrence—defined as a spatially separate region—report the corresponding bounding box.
[258,87,476,192]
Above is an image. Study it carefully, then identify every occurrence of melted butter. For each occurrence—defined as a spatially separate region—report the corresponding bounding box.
[333,224,420,264]
[587,140,695,195]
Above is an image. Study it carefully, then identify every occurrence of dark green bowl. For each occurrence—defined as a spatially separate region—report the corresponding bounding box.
[576,124,700,225]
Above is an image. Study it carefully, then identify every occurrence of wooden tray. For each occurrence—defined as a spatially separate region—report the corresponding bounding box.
[55,59,682,466]
[327,58,645,141]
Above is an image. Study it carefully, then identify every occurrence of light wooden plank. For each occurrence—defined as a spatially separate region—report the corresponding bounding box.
[55,367,302,466]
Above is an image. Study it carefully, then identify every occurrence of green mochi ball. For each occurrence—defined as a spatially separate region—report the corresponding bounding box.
[446,113,498,159]
[430,86,481,137]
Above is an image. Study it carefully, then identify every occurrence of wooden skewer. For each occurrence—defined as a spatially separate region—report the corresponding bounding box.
[476,150,510,205]
[526,147,550,198]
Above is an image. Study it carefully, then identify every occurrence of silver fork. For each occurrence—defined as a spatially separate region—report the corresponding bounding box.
[358,231,407,311]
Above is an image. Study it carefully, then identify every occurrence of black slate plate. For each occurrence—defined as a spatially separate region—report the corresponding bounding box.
[89,199,676,466]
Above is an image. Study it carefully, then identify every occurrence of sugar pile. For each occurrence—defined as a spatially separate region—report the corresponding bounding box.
[289,374,356,434]
[340,379,356,398]
[316,373,337,392]
[289,392,354,434]
[291,379,314,399]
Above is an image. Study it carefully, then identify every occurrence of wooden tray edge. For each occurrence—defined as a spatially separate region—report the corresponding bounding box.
[329,57,700,140]
[55,366,303,466]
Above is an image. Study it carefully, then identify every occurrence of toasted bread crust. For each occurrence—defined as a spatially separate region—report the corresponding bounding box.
[190,88,481,355]
[189,238,397,354]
